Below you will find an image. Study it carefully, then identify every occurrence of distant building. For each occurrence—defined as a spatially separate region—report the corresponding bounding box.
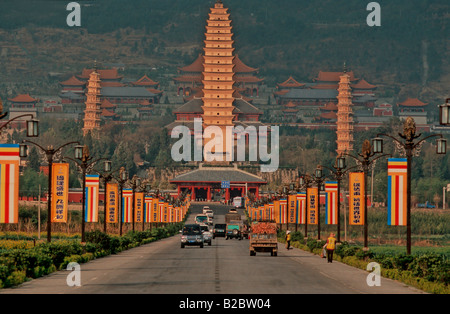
[7,94,38,128]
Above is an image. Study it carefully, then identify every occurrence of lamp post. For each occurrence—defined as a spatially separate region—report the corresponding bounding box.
[313,166,326,240]
[20,139,80,242]
[341,139,390,251]
[298,172,313,239]
[376,116,446,254]
[319,157,358,243]
[66,145,108,243]
[118,168,128,236]
[130,175,141,232]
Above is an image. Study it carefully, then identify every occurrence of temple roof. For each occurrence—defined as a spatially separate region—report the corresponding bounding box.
[170,165,266,184]
[397,98,427,107]
[132,75,159,87]
[320,111,337,120]
[314,71,357,82]
[177,54,258,74]
[100,99,117,109]
[320,102,338,111]
[9,94,38,103]
[60,75,86,86]
[278,76,305,88]
[101,108,118,117]
[351,79,377,90]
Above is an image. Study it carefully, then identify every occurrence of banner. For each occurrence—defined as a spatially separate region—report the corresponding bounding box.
[134,192,144,223]
[85,174,99,222]
[269,202,274,221]
[151,198,159,223]
[0,144,20,224]
[307,187,318,225]
[288,194,298,224]
[325,181,338,225]
[51,163,69,223]
[158,201,166,223]
[144,196,152,223]
[122,189,133,223]
[106,183,118,223]
[273,200,280,224]
[296,192,306,224]
[387,158,407,226]
[349,172,364,225]
[279,199,287,224]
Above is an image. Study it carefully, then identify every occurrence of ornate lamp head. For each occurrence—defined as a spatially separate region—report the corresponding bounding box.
[402,117,417,142]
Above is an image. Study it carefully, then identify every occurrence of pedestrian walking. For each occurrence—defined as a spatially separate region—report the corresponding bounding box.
[325,233,336,263]
[285,230,291,250]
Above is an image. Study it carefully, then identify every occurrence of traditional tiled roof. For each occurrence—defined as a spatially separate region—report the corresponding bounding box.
[101,108,118,117]
[100,99,117,109]
[132,75,159,87]
[320,111,337,120]
[320,102,338,111]
[8,94,38,103]
[170,166,266,184]
[178,54,204,73]
[315,71,357,82]
[177,54,258,74]
[60,75,86,86]
[397,98,427,107]
[278,76,305,88]
[351,79,377,90]
[173,97,262,115]
[233,55,258,73]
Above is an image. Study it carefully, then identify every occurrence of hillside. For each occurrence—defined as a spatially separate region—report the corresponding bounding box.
[0,0,449,103]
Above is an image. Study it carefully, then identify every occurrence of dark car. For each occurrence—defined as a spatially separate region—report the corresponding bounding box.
[181,224,204,248]
[226,223,242,240]
[213,224,226,238]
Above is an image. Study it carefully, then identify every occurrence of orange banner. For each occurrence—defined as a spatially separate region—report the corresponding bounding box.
[51,163,69,223]
[135,192,144,223]
[307,187,318,225]
[106,183,118,223]
[349,172,365,225]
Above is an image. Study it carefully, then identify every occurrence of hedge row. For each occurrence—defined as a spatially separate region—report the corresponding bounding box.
[0,223,183,289]
[278,230,450,294]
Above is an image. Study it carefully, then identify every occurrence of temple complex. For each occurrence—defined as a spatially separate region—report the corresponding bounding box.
[335,70,354,155]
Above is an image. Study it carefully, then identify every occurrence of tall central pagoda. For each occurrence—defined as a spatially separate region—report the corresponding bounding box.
[336,67,354,155]
[202,0,235,158]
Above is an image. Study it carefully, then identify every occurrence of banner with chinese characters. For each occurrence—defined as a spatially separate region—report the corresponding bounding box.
[122,189,133,223]
[51,163,69,223]
[106,183,118,223]
[296,192,306,224]
[387,158,407,226]
[307,188,318,225]
[134,192,144,223]
[151,198,159,223]
[0,144,20,224]
[349,172,364,225]
[85,175,99,222]
[273,200,280,224]
[288,194,298,224]
[325,181,338,225]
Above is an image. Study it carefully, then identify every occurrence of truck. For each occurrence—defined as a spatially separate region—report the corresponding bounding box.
[249,222,278,256]
[225,209,241,223]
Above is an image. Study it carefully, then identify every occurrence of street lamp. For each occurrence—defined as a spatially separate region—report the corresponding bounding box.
[313,166,326,240]
[341,139,391,251]
[318,157,358,243]
[118,168,128,236]
[20,139,80,242]
[376,116,446,254]
[439,98,450,126]
[66,145,108,242]
[298,172,313,239]
[0,114,39,137]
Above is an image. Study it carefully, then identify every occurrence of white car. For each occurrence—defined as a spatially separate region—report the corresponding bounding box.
[199,224,212,246]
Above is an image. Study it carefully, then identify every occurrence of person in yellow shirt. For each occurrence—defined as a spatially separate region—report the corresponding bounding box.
[325,233,336,263]
[285,230,291,250]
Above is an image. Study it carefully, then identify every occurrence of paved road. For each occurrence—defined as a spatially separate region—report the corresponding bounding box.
[0,204,425,295]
